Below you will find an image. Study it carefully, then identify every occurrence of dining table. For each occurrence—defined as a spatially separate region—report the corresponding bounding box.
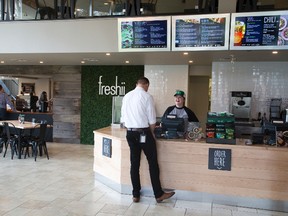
[0,120,47,159]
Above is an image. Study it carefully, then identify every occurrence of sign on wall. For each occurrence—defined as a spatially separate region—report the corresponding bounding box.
[118,16,171,52]
[102,137,112,158]
[172,13,230,51]
[230,10,288,50]
[21,83,35,93]
[208,148,231,171]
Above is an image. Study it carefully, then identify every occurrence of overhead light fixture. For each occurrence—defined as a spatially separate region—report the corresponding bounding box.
[189,60,193,63]
[0,61,4,64]
[39,61,44,64]
[81,61,85,64]
[106,53,111,56]
[183,52,189,55]
[125,60,130,64]
[272,51,278,54]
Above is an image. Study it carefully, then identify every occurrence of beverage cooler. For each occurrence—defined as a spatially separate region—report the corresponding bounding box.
[111,96,123,126]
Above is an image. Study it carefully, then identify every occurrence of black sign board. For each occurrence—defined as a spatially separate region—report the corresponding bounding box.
[208,148,231,171]
[172,14,230,51]
[102,137,112,158]
[230,11,288,50]
[119,17,171,52]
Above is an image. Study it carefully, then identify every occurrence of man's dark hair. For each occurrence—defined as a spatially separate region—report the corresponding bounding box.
[137,77,150,85]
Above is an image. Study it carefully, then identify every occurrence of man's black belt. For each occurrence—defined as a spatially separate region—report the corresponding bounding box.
[127,128,149,132]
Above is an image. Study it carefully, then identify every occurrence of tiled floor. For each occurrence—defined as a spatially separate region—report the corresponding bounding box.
[0,143,287,216]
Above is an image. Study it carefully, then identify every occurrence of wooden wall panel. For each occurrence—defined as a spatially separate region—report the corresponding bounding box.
[52,66,81,144]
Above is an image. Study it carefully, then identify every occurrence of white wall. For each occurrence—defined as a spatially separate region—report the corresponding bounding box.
[211,61,288,120]
[0,18,118,53]
[145,65,189,117]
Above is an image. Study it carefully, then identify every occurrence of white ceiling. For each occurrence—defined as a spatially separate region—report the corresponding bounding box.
[0,49,287,66]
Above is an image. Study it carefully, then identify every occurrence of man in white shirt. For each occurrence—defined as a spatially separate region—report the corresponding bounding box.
[121,77,175,203]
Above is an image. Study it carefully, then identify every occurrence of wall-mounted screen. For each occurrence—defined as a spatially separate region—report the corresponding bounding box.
[230,11,288,50]
[171,14,230,51]
[118,16,171,52]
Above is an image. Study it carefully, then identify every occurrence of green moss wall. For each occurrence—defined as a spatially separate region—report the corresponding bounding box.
[81,65,144,144]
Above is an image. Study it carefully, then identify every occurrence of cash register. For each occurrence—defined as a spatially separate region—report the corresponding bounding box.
[155,115,185,139]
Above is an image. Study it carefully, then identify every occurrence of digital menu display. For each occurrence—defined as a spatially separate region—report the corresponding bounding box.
[230,11,288,50]
[118,17,171,52]
[172,14,230,51]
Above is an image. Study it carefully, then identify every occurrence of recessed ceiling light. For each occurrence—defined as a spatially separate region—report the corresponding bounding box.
[272,51,278,54]
[106,53,111,56]
[0,61,4,64]
[125,60,130,64]
[189,60,193,64]
[104,2,109,5]
[81,61,85,64]
[183,52,189,55]
[39,61,44,64]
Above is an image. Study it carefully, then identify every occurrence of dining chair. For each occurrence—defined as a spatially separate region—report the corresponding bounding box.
[35,0,55,19]
[140,0,157,15]
[26,123,49,161]
[0,125,7,154]
[57,0,77,19]
[3,122,19,159]
[198,0,218,13]
[113,0,126,16]
[237,0,258,12]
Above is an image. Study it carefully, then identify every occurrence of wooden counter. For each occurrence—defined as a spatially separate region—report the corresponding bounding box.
[93,127,288,211]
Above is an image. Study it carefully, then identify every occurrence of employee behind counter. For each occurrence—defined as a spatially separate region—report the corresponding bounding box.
[155,90,200,139]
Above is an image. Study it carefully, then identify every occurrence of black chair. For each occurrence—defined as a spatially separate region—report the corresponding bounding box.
[113,0,127,16]
[237,0,258,12]
[140,0,157,15]
[26,123,49,161]
[0,125,7,154]
[35,0,56,20]
[57,0,77,19]
[198,0,218,13]
[0,0,5,21]
[2,122,25,160]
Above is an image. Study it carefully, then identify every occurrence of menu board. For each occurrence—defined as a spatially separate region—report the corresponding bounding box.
[230,11,288,50]
[171,14,230,51]
[118,17,171,52]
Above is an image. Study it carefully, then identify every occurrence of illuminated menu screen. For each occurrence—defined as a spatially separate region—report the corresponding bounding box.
[120,20,168,50]
[173,16,228,50]
[231,12,288,48]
